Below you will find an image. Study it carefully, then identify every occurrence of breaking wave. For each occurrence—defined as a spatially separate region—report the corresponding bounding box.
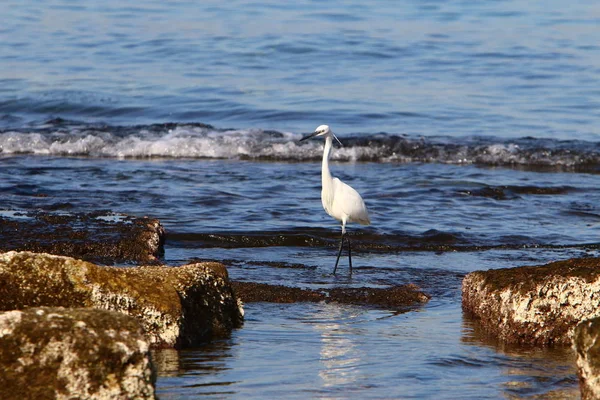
[1,119,600,169]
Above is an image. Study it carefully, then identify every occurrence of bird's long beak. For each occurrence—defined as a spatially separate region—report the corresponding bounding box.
[299,131,320,141]
[332,133,343,147]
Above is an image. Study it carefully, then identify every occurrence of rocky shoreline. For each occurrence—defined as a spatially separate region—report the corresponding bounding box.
[0,307,156,400]
[462,257,600,398]
[0,211,165,265]
[462,257,600,345]
[0,251,245,347]
[5,209,600,398]
[0,211,432,398]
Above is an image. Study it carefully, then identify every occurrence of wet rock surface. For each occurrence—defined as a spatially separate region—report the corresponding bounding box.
[574,317,600,400]
[458,185,573,200]
[232,281,430,309]
[0,211,165,265]
[573,318,600,400]
[462,257,600,345]
[0,307,155,400]
[0,251,243,347]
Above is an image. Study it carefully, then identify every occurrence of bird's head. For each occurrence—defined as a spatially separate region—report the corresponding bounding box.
[313,124,331,136]
[300,124,342,146]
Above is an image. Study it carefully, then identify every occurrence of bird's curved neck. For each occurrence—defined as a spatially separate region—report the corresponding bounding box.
[322,135,333,184]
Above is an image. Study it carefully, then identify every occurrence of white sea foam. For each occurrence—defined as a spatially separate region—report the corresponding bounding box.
[0,125,597,168]
[0,132,51,154]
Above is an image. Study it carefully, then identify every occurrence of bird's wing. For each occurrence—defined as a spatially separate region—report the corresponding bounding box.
[332,177,371,225]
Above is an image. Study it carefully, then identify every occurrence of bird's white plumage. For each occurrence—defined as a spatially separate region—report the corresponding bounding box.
[312,125,370,233]
[328,177,370,225]
[300,124,370,273]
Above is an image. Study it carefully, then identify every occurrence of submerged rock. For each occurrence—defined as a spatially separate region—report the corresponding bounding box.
[0,307,155,400]
[462,257,600,345]
[458,185,573,200]
[232,281,429,309]
[328,285,430,308]
[0,211,165,264]
[574,318,600,400]
[0,251,244,347]
[231,282,324,303]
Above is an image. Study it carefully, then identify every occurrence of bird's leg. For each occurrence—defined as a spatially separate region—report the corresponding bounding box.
[333,232,345,275]
[347,236,352,275]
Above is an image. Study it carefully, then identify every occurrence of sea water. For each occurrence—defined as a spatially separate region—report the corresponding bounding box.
[2,0,600,398]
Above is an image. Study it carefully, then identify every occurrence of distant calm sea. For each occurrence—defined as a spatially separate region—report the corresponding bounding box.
[2,0,600,398]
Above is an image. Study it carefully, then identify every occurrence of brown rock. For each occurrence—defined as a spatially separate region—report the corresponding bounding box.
[232,281,429,309]
[0,211,165,264]
[328,284,430,307]
[462,257,600,345]
[232,282,325,303]
[0,307,155,400]
[0,251,244,347]
[574,318,600,400]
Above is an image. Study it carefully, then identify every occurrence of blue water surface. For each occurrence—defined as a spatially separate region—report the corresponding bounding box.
[1,1,600,398]
[1,0,599,139]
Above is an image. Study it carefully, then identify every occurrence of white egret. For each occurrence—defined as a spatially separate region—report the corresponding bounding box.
[300,125,370,274]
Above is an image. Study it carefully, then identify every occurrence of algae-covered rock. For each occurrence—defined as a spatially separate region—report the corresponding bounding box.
[0,211,165,265]
[0,251,244,347]
[574,318,600,400]
[0,307,155,400]
[232,281,429,308]
[462,257,600,345]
